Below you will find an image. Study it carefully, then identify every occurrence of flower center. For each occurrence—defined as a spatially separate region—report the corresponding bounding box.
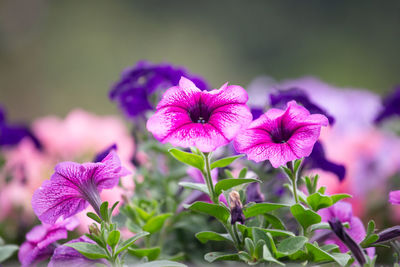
[270,120,292,143]
[189,101,210,124]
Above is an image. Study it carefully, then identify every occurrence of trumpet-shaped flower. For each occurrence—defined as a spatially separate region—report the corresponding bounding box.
[18,217,78,267]
[234,101,328,168]
[147,77,252,152]
[49,236,108,267]
[32,151,130,224]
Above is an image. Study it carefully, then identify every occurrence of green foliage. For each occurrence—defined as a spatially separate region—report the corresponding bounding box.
[210,155,243,169]
[178,182,209,195]
[204,252,240,262]
[186,201,230,223]
[143,213,172,234]
[107,230,120,248]
[128,247,161,261]
[0,244,18,263]
[306,192,351,211]
[277,236,308,256]
[360,220,379,247]
[65,242,109,260]
[305,243,351,266]
[168,148,204,170]
[290,203,321,231]
[214,178,260,196]
[243,202,289,218]
[195,231,232,244]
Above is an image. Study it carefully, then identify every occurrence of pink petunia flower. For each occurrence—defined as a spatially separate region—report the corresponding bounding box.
[146,77,252,152]
[318,202,374,258]
[389,191,400,205]
[234,100,328,168]
[18,217,79,267]
[49,235,108,267]
[32,151,130,224]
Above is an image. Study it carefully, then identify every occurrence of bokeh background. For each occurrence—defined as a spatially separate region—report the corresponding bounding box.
[1,0,399,122]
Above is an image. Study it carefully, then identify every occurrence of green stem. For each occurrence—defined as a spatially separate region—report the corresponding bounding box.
[203,152,218,203]
[287,161,299,204]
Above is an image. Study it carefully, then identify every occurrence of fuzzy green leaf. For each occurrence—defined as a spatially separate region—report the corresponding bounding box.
[215,178,260,196]
[244,203,288,218]
[290,204,321,230]
[143,213,172,234]
[186,202,230,223]
[128,247,161,261]
[65,242,108,260]
[0,245,18,263]
[178,182,209,195]
[195,231,232,244]
[168,148,204,170]
[210,155,243,169]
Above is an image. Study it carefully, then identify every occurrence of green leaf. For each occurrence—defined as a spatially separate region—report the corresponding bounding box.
[204,252,240,262]
[186,202,230,223]
[215,178,260,196]
[244,238,255,255]
[262,245,285,265]
[137,260,187,267]
[264,214,286,230]
[224,169,234,178]
[168,148,204,170]
[178,182,209,195]
[116,231,149,254]
[309,222,331,232]
[307,192,333,211]
[110,201,120,215]
[290,204,321,230]
[143,213,172,234]
[195,231,232,244]
[277,236,308,256]
[330,194,351,204]
[243,203,288,218]
[238,224,295,238]
[65,242,108,260]
[0,244,18,263]
[85,234,104,247]
[100,201,109,221]
[128,247,161,261]
[293,158,303,173]
[86,212,102,223]
[238,167,248,178]
[210,155,244,169]
[107,230,120,248]
[306,243,351,266]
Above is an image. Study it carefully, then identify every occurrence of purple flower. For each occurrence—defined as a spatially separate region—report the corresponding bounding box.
[304,141,346,181]
[234,101,328,168]
[147,77,252,152]
[32,151,130,224]
[375,85,400,124]
[318,202,374,258]
[0,104,41,149]
[109,61,209,119]
[18,217,78,267]
[270,88,335,125]
[93,143,118,162]
[229,191,245,224]
[49,236,108,267]
[389,190,400,205]
[246,182,264,203]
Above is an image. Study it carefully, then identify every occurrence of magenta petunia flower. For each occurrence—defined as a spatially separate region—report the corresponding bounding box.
[32,151,130,224]
[18,217,78,267]
[146,77,252,152]
[49,236,108,267]
[389,190,400,205]
[234,100,328,168]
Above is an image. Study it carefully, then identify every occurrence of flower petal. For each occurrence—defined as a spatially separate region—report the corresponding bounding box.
[389,190,400,205]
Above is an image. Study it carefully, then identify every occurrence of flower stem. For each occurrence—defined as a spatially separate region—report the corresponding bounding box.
[287,161,299,204]
[203,152,218,203]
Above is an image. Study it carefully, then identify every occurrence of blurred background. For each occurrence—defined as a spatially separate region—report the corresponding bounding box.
[0,0,399,121]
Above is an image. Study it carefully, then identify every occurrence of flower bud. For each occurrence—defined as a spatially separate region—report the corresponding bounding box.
[88,223,100,236]
[374,226,400,243]
[229,191,245,225]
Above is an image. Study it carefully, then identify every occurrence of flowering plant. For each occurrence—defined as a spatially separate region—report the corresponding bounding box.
[1,61,400,266]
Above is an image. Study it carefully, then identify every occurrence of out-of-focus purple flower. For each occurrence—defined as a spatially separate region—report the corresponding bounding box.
[375,85,400,124]
[49,236,108,267]
[250,107,264,120]
[304,141,346,181]
[109,61,209,119]
[32,151,130,224]
[93,143,118,162]
[178,167,226,211]
[147,77,252,152]
[246,182,264,203]
[389,190,400,205]
[234,101,328,168]
[318,202,374,258]
[18,217,78,267]
[270,88,335,125]
[328,218,366,266]
[0,104,41,149]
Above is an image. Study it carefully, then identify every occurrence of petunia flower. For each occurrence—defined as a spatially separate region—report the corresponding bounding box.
[270,88,335,125]
[0,104,41,149]
[109,61,209,119]
[303,141,346,181]
[389,190,400,205]
[32,151,130,224]
[234,100,328,168]
[18,217,78,267]
[49,236,108,267]
[147,77,253,152]
[318,202,374,258]
[374,85,400,124]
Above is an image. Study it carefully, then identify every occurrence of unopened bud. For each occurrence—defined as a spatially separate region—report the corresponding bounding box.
[229,191,245,225]
[374,226,400,243]
[89,223,100,236]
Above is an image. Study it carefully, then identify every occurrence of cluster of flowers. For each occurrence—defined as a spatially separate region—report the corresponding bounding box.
[1,61,400,266]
